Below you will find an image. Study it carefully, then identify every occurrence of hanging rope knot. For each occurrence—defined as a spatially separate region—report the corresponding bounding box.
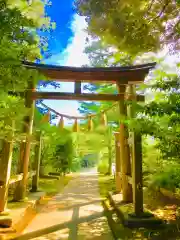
[73,118,79,132]
[58,116,64,130]
[88,115,93,131]
[100,111,107,126]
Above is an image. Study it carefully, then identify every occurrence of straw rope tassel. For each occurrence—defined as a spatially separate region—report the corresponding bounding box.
[100,112,107,126]
[88,116,93,131]
[41,110,50,123]
[73,118,79,132]
[58,116,64,129]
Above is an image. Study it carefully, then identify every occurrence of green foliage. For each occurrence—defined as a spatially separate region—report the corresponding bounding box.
[71,157,82,172]
[53,137,74,174]
[0,94,27,138]
[41,127,72,171]
[150,163,180,191]
[98,174,115,198]
[0,0,54,146]
[32,109,74,174]
[84,39,134,67]
[133,72,180,161]
[37,175,72,197]
[97,160,109,174]
[76,0,180,55]
[0,0,51,92]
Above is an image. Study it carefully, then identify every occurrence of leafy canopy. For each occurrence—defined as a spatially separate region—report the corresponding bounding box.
[75,0,180,55]
[0,0,57,139]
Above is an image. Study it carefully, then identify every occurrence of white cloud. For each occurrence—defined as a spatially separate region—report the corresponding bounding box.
[57,14,89,67]
[43,15,90,125]
[46,14,89,67]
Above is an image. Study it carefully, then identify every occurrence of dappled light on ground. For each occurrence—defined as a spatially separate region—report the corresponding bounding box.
[20,170,113,239]
[144,189,180,222]
[98,174,180,240]
[78,217,111,240]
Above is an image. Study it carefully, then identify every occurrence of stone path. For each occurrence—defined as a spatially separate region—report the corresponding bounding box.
[21,170,113,239]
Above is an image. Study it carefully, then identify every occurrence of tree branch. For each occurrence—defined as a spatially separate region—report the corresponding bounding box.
[146,0,156,13]
[152,0,170,21]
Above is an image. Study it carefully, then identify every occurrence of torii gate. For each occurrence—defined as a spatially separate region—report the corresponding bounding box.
[0,61,156,219]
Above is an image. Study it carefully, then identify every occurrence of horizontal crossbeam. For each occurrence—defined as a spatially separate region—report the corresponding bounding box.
[23,61,156,83]
[32,92,145,102]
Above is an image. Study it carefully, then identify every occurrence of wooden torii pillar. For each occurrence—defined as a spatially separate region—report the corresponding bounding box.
[14,82,35,201]
[117,84,133,203]
[128,85,143,217]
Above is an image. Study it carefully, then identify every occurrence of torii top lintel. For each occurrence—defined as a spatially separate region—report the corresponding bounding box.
[23,61,156,83]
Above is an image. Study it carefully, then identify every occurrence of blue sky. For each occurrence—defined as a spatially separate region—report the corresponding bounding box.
[41,0,89,125]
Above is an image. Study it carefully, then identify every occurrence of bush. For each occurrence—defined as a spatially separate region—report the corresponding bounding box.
[71,157,82,172]
[150,164,180,191]
[98,160,109,174]
[142,137,163,174]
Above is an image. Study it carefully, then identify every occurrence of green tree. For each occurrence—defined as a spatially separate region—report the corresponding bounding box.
[0,0,52,92]
[0,0,55,141]
[33,109,74,174]
[75,0,180,55]
[136,71,180,161]
[53,137,74,175]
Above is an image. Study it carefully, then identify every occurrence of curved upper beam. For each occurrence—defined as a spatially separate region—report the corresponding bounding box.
[23,61,156,83]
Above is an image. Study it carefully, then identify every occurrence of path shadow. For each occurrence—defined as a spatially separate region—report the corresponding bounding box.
[12,210,105,240]
[40,199,103,213]
[12,172,113,239]
[68,206,79,240]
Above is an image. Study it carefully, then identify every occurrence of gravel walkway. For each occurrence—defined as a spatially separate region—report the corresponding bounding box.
[21,170,113,240]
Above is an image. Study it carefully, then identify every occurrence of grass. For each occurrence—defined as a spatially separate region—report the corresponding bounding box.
[38,175,72,196]
[7,174,73,211]
[98,174,116,198]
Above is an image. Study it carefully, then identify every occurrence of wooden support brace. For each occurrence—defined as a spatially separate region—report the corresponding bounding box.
[107,138,112,175]
[114,132,122,193]
[0,138,14,213]
[31,132,42,192]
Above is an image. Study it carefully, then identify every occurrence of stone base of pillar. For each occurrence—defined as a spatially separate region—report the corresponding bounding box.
[125,211,164,228]
[0,215,12,228]
[0,209,10,216]
[13,197,29,203]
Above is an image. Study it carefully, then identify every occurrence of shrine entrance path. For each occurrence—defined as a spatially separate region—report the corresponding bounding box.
[22,169,113,239]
